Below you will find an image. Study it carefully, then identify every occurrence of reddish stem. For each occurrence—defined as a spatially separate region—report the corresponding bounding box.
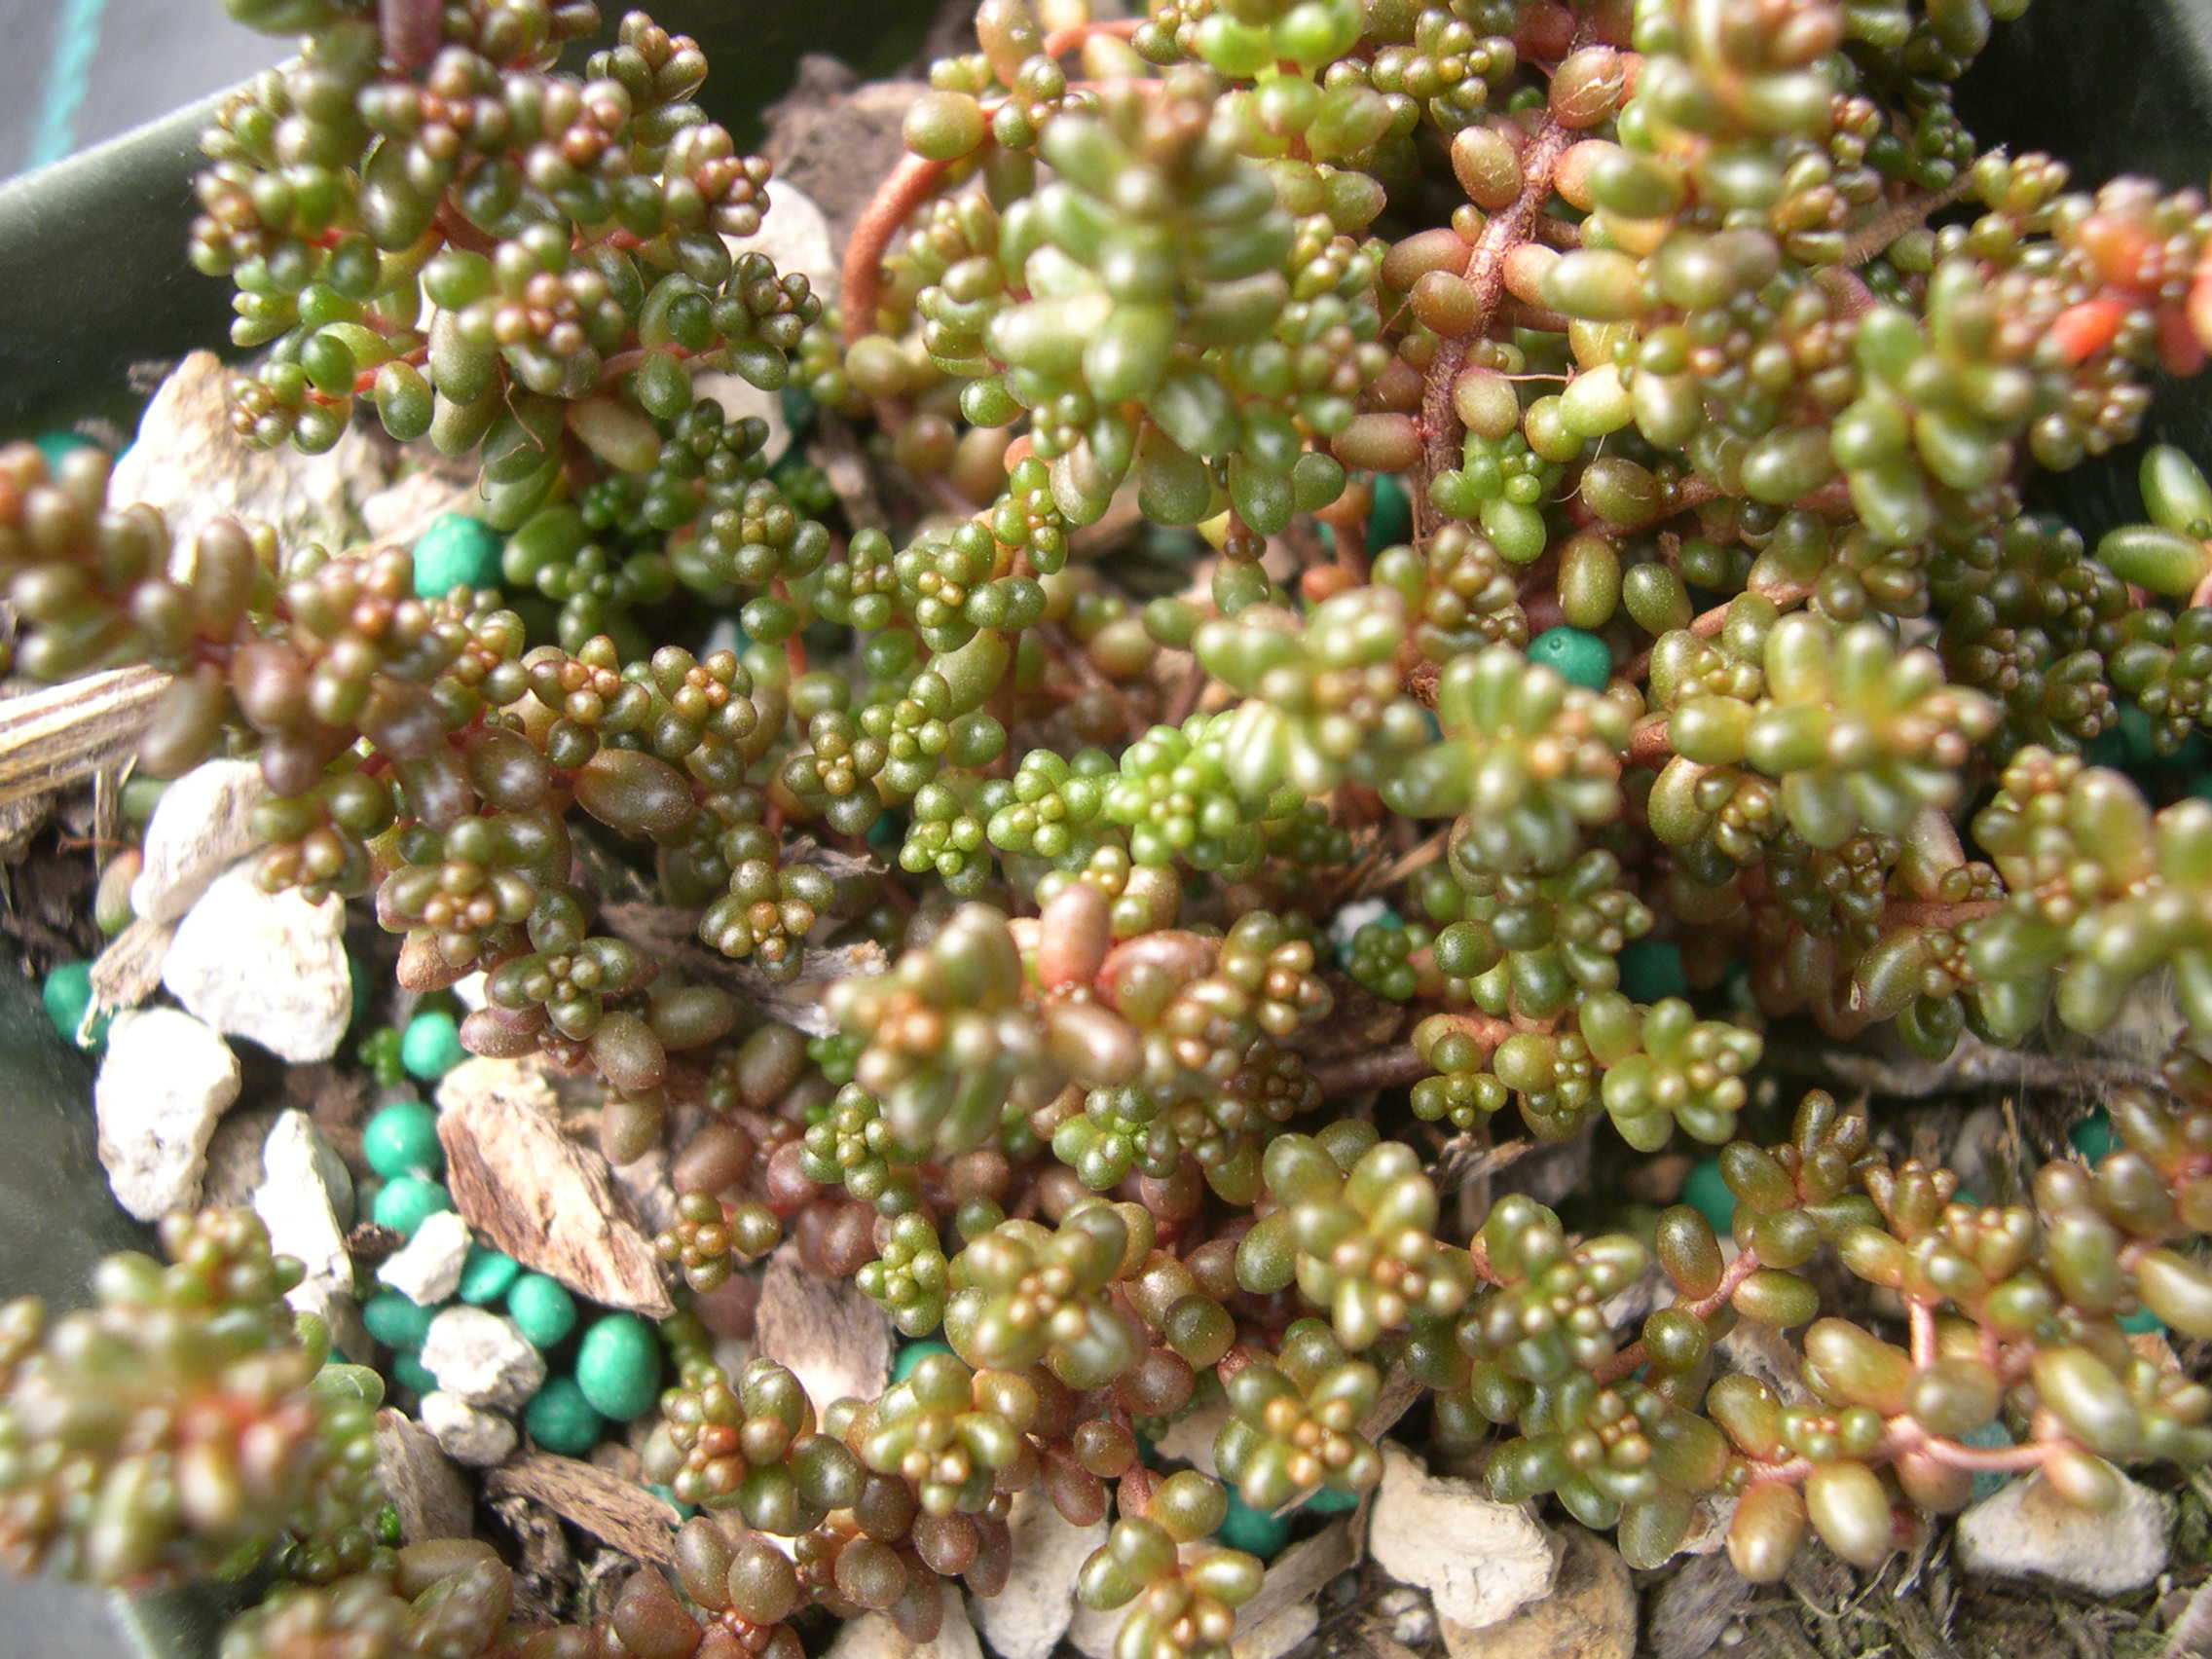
[1592,1247,1763,1384]
[1616,582,1813,682]
[1741,1421,2060,1492]
[1665,477,1856,519]
[1412,115,1578,544]
[842,155,956,347]
[1309,1044,1430,1097]
[772,579,807,682]
[598,344,701,389]
[433,201,495,258]
[1625,716,1670,769]
[1882,898,2001,929]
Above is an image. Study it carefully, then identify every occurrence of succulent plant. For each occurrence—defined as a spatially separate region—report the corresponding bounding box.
[12,0,2212,1652]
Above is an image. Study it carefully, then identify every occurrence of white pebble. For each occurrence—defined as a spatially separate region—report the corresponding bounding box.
[378,1210,473,1307]
[420,1308,545,1412]
[253,1111,354,1324]
[94,1007,240,1221]
[419,1391,517,1468]
[129,759,267,925]
[163,864,352,1062]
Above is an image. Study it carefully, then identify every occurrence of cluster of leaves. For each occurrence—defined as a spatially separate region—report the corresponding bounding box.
[13,0,2212,1654]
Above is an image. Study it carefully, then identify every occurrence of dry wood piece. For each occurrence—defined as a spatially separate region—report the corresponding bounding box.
[488,1488,577,1627]
[435,1057,675,1318]
[1235,1519,1357,1638]
[0,667,166,809]
[373,1407,474,1545]
[89,913,177,1015]
[486,1453,678,1566]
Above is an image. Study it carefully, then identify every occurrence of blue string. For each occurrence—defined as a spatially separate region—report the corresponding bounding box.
[26,0,111,171]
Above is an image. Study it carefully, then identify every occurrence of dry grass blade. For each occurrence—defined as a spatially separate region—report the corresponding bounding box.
[0,667,166,808]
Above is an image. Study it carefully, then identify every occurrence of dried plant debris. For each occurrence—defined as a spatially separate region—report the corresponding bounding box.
[0,668,164,814]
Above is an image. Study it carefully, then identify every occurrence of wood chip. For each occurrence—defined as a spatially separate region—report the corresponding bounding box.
[781,834,882,881]
[89,912,176,1014]
[0,668,166,810]
[436,1057,675,1317]
[1775,1024,2168,1099]
[0,793,52,862]
[488,1488,577,1626]
[487,1452,678,1566]
[725,940,888,1037]
[374,1407,474,1545]
[753,1242,891,1411]
[1286,975,1407,1063]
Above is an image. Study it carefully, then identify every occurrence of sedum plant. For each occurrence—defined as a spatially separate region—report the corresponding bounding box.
[7,0,2212,1652]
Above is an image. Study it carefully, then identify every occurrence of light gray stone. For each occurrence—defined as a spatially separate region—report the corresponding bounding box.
[1369,1444,1559,1634]
[359,465,474,548]
[975,1486,1106,1659]
[379,1209,473,1307]
[421,1308,546,1412]
[754,1243,890,1415]
[201,1106,277,1210]
[129,758,266,924]
[692,186,831,475]
[163,864,351,1062]
[1064,1601,1118,1659]
[1442,1528,1634,1659]
[253,1111,354,1322]
[728,179,837,299]
[110,350,388,571]
[1954,1470,2169,1594]
[1149,1397,1229,1477]
[687,372,793,469]
[419,1390,518,1468]
[1378,1585,1436,1648]
[94,1007,240,1220]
